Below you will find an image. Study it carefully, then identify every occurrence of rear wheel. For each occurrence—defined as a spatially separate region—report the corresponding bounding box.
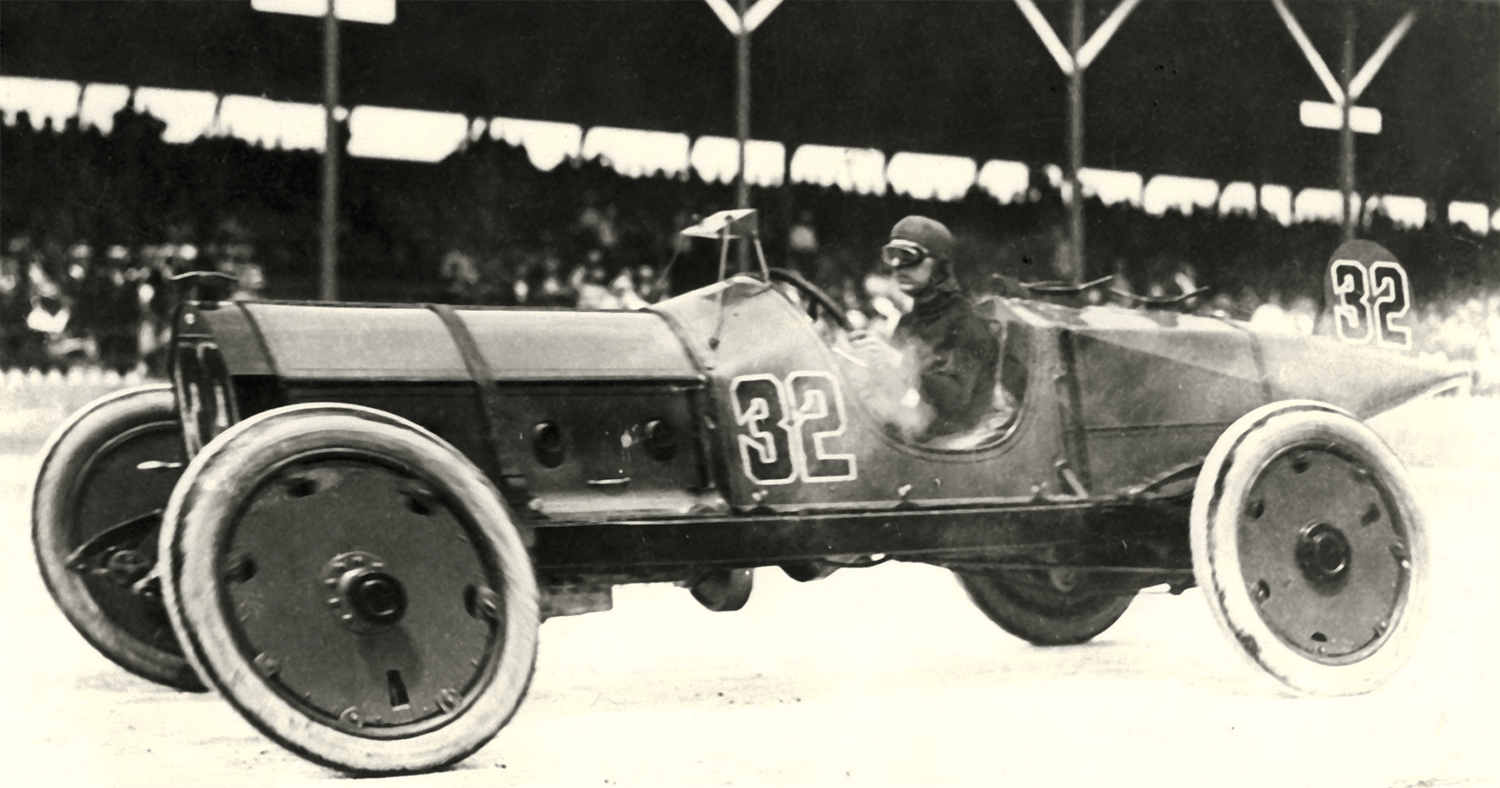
[780,559,841,583]
[32,384,202,691]
[161,404,539,775]
[957,567,1135,646]
[690,568,753,612]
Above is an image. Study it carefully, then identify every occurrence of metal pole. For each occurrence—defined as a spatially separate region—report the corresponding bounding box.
[1068,0,1086,283]
[735,0,751,273]
[321,0,340,301]
[1339,2,1356,242]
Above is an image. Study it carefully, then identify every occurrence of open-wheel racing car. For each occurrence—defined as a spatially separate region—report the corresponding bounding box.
[33,210,1469,775]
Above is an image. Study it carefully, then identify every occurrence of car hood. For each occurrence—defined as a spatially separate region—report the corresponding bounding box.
[218,302,702,382]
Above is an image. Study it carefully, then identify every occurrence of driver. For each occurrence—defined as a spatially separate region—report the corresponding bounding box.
[851,216,998,440]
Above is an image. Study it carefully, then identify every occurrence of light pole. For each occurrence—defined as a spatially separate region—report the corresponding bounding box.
[251,0,395,300]
[1014,0,1141,284]
[1274,0,1416,241]
[735,0,752,273]
[705,0,784,273]
[1067,0,1085,283]
[321,0,340,300]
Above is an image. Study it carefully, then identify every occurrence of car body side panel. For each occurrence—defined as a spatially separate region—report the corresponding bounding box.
[203,302,721,520]
[274,379,723,520]
[651,280,1075,511]
[280,381,499,476]
[1058,307,1270,492]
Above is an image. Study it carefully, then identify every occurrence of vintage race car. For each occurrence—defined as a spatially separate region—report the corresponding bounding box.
[32,211,1468,774]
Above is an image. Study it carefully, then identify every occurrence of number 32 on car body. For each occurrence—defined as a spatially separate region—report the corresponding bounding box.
[732,371,857,485]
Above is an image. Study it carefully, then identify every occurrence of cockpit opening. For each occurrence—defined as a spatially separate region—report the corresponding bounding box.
[822,294,1031,452]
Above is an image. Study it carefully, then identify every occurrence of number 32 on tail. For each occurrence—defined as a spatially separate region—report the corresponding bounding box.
[1325,240,1412,350]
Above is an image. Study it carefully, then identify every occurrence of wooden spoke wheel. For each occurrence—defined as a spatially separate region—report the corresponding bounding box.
[1191,401,1429,696]
[32,384,203,691]
[956,567,1135,646]
[160,404,539,775]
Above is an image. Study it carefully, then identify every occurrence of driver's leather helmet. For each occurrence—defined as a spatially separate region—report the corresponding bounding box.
[887,216,958,294]
[888,216,954,263]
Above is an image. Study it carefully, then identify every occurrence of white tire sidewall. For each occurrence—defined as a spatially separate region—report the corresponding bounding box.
[161,403,539,774]
[1191,400,1429,696]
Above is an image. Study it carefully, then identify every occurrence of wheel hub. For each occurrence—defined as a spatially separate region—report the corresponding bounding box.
[1295,522,1352,589]
[320,551,408,632]
[105,549,154,586]
[348,572,408,625]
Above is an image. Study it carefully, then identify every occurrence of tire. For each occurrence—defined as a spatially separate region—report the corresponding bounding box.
[690,568,753,612]
[780,560,840,583]
[160,404,540,775]
[956,568,1135,646]
[1190,400,1429,697]
[31,383,203,691]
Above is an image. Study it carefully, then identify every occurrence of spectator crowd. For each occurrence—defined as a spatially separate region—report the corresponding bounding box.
[3,105,1497,391]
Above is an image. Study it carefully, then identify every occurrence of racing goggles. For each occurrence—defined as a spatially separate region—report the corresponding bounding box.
[881,239,930,270]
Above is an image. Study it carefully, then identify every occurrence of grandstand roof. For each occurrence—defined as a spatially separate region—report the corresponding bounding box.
[1,0,1495,202]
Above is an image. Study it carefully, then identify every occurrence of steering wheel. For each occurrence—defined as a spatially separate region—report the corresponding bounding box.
[767,268,854,332]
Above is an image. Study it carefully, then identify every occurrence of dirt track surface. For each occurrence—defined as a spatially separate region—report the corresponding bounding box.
[2,394,1497,788]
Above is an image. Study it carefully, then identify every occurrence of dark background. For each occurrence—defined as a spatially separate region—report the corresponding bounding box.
[3,0,1496,202]
[1,1,1496,379]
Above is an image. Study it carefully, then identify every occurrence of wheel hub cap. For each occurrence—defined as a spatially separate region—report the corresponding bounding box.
[1295,522,1352,588]
[348,572,408,626]
[320,551,410,633]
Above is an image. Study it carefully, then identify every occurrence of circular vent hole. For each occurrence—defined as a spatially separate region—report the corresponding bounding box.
[643,419,677,462]
[533,422,565,468]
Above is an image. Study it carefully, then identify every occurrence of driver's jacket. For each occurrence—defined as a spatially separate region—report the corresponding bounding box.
[892,288,999,439]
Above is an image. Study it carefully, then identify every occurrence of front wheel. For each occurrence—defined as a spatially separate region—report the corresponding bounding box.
[956,568,1135,646]
[160,404,539,775]
[1191,400,1429,696]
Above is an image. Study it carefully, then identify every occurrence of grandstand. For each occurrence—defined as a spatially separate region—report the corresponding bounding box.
[0,1,1496,385]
